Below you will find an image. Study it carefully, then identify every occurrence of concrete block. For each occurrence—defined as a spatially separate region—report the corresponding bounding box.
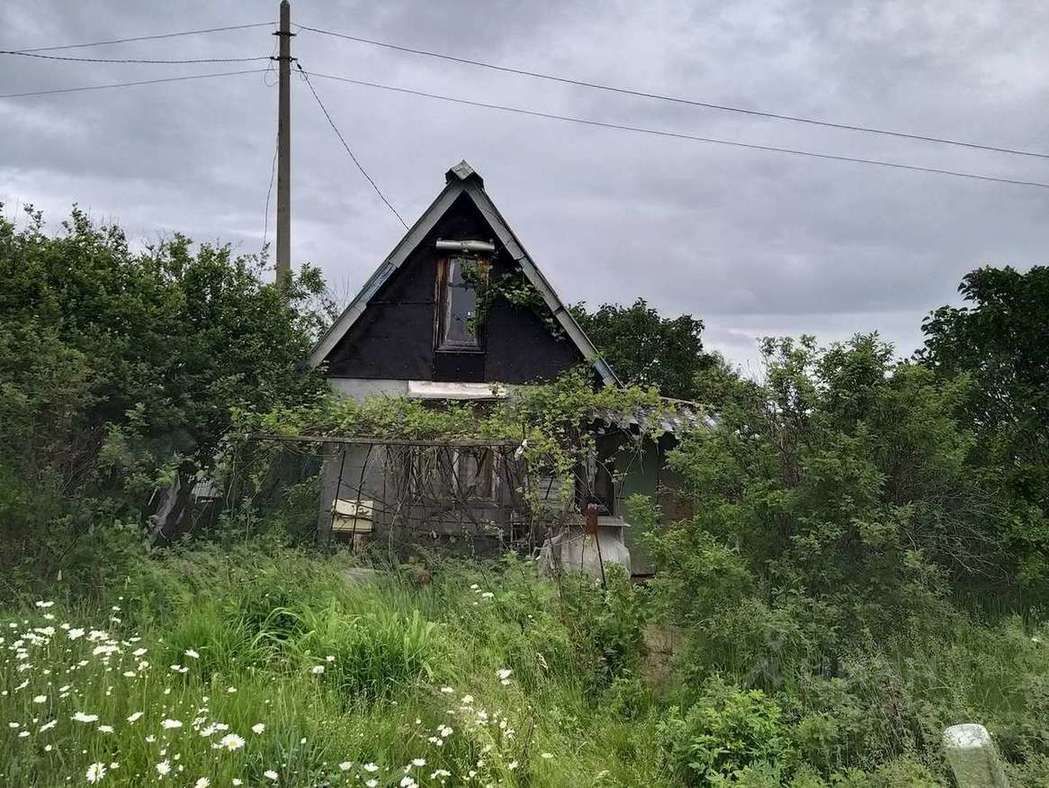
[943,723,1010,788]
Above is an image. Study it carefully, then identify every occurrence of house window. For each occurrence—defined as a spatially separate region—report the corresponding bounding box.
[412,446,496,502]
[456,447,494,500]
[438,257,486,350]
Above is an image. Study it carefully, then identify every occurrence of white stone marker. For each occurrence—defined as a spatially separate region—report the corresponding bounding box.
[943,724,1010,788]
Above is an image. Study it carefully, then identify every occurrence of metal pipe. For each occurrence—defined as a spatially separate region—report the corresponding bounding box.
[435,239,495,253]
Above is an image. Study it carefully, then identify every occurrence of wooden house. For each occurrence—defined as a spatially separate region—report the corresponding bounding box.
[308,161,689,571]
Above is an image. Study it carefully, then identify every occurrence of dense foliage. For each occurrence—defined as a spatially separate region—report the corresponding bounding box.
[653,335,1020,634]
[572,298,712,400]
[239,367,680,516]
[4,542,1046,787]
[0,207,328,581]
[919,265,1049,598]
[643,331,1049,784]
[3,207,1048,785]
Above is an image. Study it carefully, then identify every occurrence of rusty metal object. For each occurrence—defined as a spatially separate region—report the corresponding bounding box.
[584,502,600,535]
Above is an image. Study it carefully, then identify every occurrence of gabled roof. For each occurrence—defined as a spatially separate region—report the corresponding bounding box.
[309,160,619,386]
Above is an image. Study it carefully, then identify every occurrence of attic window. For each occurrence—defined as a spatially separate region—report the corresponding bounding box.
[437,256,487,350]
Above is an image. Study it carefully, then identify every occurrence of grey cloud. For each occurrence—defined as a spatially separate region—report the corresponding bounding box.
[2,0,1047,373]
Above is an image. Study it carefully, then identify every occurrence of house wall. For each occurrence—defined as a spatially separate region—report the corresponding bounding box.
[324,193,584,385]
[610,433,694,576]
[316,442,528,557]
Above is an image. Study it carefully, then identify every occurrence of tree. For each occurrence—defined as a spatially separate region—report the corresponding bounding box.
[919,266,1049,599]
[571,298,711,400]
[649,334,1021,674]
[919,266,1049,501]
[0,205,329,550]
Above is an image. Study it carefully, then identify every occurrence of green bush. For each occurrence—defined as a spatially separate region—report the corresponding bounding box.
[557,563,649,688]
[658,677,795,785]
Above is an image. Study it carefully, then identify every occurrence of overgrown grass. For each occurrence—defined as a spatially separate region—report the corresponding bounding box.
[0,545,666,786]
[2,542,1047,786]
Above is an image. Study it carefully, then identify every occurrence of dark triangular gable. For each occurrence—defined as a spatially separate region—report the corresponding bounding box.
[310,161,618,386]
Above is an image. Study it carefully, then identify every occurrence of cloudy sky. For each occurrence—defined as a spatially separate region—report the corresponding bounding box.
[2,1,1047,371]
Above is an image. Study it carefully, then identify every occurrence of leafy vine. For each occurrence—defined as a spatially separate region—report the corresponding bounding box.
[464,264,567,340]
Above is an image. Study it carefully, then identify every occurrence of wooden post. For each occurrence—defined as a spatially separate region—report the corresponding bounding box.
[943,724,1010,788]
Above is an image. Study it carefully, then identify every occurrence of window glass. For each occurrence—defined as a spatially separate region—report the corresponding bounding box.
[411,446,494,501]
[440,257,483,348]
[457,448,494,499]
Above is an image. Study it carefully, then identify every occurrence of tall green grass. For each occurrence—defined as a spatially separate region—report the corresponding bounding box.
[2,543,1047,786]
[0,546,669,786]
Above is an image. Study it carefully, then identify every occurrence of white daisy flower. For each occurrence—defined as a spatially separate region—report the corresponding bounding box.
[155,760,171,776]
[72,712,99,723]
[218,733,245,751]
[251,723,265,735]
[161,719,183,729]
[85,762,106,783]
[263,770,279,782]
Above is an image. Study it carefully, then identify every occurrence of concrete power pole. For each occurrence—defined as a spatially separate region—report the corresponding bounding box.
[275,0,293,286]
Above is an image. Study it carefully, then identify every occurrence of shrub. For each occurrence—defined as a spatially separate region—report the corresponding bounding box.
[557,564,649,688]
[605,673,652,720]
[658,676,795,785]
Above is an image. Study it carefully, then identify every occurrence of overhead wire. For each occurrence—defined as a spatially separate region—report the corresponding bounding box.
[295,22,1049,161]
[0,17,1044,199]
[0,50,271,65]
[301,70,1049,191]
[0,68,269,100]
[261,127,279,259]
[7,22,271,54]
[295,62,408,227]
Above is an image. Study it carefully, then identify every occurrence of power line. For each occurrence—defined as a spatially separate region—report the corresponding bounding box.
[296,63,408,228]
[0,50,271,65]
[296,23,1049,162]
[0,68,268,100]
[262,127,279,257]
[302,69,1049,191]
[8,22,271,54]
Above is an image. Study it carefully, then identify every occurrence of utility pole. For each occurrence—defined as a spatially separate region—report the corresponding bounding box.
[275,0,293,286]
